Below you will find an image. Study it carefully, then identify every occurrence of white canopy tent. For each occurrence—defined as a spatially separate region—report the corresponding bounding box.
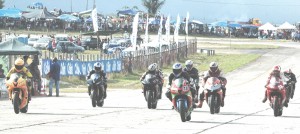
[277,22,296,30]
[258,22,277,31]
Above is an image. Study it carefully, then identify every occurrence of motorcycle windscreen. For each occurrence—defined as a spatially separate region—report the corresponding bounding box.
[142,74,156,84]
[90,73,101,83]
[171,78,190,93]
[268,76,281,89]
[204,77,222,91]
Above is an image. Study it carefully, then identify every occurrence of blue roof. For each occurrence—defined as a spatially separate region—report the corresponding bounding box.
[0,9,22,18]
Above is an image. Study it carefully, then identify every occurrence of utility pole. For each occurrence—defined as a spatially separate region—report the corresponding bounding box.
[71,0,73,12]
[86,0,89,10]
[93,0,96,9]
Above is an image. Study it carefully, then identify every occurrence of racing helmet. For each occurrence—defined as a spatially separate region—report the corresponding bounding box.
[94,62,102,72]
[172,63,182,77]
[284,68,292,73]
[272,65,281,77]
[185,60,193,71]
[14,58,24,72]
[209,62,218,72]
[148,63,157,73]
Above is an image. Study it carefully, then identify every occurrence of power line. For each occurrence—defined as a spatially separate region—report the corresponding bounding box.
[182,0,300,7]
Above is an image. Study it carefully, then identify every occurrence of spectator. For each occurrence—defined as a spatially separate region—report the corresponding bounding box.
[47,57,60,97]
[0,64,5,78]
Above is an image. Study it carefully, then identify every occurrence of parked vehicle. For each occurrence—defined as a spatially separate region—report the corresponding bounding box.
[28,37,39,46]
[81,37,99,50]
[5,73,29,114]
[33,37,51,50]
[170,77,193,122]
[54,41,85,53]
[106,46,126,54]
[141,73,160,109]
[203,77,223,114]
[266,76,286,117]
[87,73,105,107]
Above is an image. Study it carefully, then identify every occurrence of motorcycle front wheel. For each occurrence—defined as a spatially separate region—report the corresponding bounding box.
[178,100,187,122]
[13,92,20,114]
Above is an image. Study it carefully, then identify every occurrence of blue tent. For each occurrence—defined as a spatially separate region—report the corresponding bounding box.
[0,9,22,18]
[242,24,258,29]
[228,23,242,28]
[117,9,137,16]
[57,14,80,22]
[210,21,228,27]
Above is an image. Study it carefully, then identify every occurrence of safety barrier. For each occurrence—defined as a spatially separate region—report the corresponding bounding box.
[200,48,215,56]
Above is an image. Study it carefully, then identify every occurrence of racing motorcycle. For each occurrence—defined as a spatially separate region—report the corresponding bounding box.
[87,73,105,107]
[266,76,286,117]
[5,73,29,114]
[203,77,223,114]
[190,78,198,103]
[170,77,193,122]
[284,75,295,100]
[141,73,160,109]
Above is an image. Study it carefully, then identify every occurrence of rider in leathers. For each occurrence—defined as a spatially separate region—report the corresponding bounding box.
[6,58,33,100]
[165,63,191,104]
[283,68,297,99]
[183,60,199,103]
[198,62,227,108]
[140,63,164,99]
[86,62,107,99]
[262,65,288,107]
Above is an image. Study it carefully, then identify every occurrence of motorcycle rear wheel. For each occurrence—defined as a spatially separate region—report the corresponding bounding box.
[13,92,20,114]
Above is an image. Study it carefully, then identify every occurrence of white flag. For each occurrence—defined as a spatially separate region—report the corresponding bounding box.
[174,14,180,45]
[131,12,139,50]
[91,8,98,32]
[145,14,149,43]
[185,12,189,35]
[165,15,170,42]
[158,16,163,42]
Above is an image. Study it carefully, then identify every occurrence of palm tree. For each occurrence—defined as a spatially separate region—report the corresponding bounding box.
[142,0,165,16]
[0,0,4,9]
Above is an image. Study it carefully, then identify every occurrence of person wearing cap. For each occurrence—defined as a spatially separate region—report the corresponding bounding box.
[47,57,60,97]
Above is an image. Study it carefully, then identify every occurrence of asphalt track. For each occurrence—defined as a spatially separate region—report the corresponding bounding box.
[0,39,300,134]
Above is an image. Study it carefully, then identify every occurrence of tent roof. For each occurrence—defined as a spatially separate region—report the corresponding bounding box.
[0,9,22,18]
[23,8,57,19]
[57,14,80,22]
[0,38,39,55]
[277,22,296,30]
[117,9,137,16]
[258,22,277,30]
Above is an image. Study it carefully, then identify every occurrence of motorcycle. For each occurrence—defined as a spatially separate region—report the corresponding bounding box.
[203,77,223,114]
[284,75,295,100]
[266,76,286,117]
[87,73,105,107]
[141,73,160,109]
[190,78,199,103]
[170,77,193,122]
[5,73,29,114]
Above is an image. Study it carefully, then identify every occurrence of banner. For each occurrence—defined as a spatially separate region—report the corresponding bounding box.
[174,14,180,45]
[185,12,189,35]
[91,8,98,32]
[165,15,170,42]
[42,59,122,77]
[131,12,139,50]
[145,14,149,43]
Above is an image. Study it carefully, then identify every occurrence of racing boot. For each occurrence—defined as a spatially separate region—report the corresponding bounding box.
[198,92,205,108]
[104,84,107,99]
[88,85,91,96]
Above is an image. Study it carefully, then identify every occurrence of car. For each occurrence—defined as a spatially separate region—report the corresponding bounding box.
[106,46,126,54]
[81,37,99,50]
[33,37,51,50]
[28,37,39,46]
[54,41,85,53]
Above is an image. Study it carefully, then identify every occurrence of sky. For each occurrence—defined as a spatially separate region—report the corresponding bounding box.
[4,0,300,25]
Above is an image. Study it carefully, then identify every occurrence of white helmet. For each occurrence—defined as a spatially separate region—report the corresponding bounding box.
[185,60,193,71]
[209,62,218,72]
[94,62,102,71]
[148,63,157,72]
[172,63,182,77]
